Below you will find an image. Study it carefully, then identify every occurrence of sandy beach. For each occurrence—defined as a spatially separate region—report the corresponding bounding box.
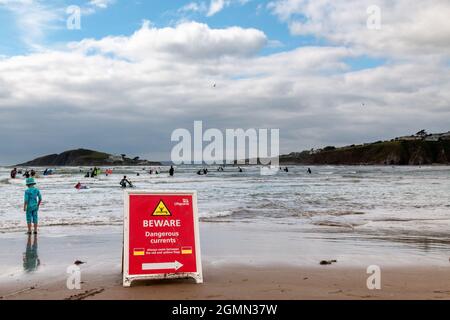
[1,166,450,300]
[1,223,449,300]
[3,264,450,300]
[1,0,449,307]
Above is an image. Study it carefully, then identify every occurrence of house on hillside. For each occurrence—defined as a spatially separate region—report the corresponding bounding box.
[439,132,450,140]
[109,154,124,162]
[425,134,442,141]
[395,135,423,141]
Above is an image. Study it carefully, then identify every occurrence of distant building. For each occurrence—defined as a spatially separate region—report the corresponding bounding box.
[396,131,450,142]
[109,155,124,162]
[440,132,450,140]
[395,135,423,141]
[425,134,441,141]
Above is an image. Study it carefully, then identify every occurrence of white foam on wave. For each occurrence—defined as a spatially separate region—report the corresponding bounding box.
[1,165,450,241]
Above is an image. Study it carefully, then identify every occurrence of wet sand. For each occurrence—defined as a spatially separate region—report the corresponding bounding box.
[2,264,450,300]
[0,224,449,300]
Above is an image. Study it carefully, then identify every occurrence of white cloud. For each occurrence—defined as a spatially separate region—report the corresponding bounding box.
[177,0,250,18]
[179,2,208,14]
[70,21,268,61]
[0,21,449,164]
[268,0,450,58]
[206,0,250,17]
[207,0,229,16]
[89,0,114,9]
[0,0,59,49]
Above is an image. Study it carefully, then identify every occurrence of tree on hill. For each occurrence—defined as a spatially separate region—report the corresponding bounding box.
[416,129,428,137]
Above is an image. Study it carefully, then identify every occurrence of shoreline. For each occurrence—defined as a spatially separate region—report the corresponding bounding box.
[0,223,449,300]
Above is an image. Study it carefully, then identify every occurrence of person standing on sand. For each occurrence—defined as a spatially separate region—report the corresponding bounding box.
[23,178,42,235]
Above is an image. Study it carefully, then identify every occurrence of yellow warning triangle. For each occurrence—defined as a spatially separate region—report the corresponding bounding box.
[152,200,171,216]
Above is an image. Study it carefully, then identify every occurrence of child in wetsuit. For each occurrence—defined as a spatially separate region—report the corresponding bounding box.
[23,178,42,235]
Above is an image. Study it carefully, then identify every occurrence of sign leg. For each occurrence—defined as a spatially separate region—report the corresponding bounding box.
[193,274,203,284]
[123,277,132,287]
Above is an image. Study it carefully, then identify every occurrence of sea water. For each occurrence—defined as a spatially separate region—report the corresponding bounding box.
[1,165,449,247]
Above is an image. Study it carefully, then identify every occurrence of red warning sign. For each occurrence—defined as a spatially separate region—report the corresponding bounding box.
[123,191,203,286]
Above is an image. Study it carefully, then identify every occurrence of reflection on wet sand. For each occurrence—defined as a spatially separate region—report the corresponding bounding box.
[23,235,40,273]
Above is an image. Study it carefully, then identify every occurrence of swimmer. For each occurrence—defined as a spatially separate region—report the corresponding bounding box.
[120,176,133,188]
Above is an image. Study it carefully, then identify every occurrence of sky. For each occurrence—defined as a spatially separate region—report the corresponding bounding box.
[0,0,449,164]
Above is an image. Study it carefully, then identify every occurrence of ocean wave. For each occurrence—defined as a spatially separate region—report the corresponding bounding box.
[200,210,234,221]
[312,220,361,229]
[0,218,122,233]
[0,178,10,185]
[372,217,450,223]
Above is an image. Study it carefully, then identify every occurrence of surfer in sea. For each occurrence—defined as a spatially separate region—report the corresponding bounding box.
[119,176,133,188]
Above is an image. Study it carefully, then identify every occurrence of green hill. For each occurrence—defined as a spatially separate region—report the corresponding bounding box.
[280,140,450,165]
[17,149,161,166]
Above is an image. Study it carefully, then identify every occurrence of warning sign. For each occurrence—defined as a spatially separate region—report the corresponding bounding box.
[152,200,171,216]
[123,191,203,286]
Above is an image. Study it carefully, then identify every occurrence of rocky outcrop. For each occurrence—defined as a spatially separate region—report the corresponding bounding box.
[17,149,161,166]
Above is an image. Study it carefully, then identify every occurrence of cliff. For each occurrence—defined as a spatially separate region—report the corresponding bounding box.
[280,140,450,165]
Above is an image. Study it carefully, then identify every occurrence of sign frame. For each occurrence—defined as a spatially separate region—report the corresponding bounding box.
[123,190,203,287]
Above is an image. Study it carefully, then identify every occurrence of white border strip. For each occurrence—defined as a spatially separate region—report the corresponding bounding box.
[122,190,203,287]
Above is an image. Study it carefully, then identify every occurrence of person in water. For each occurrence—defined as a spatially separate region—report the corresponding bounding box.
[284,167,289,172]
[23,170,30,178]
[197,170,203,175]
[91,167,98,178]
[307,168,312,174]
[169,166,175,177]
[23,178,42,235]
[238,167,243,173]
[10,168,17,179]
[120,176,133,188]
[75,182,88,190]
[30,169,36,177]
